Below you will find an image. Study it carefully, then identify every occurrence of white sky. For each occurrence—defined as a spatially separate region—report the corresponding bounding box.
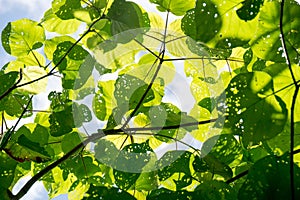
[1,0,300,199]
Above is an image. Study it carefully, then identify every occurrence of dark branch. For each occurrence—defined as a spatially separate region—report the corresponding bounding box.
[226,170,248,184]
[10,133,103,200]
[124,118,218,132]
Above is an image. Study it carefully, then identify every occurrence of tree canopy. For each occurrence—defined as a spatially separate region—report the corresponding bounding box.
[0,0,300,199]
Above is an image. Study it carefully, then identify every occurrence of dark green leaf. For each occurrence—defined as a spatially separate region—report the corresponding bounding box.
[114,170,140,190]
[252,59,266,71]
[220,72,287,146]
[114,141,156,173]
[198,97,217,113]
[147,188,191,200]
[193,180,236,199]
[203,154,233,179]
[53,41,89,89]
[107,0,150,40]
[73,103,92,127]
[49,105,75,137]
[174,174,192,190]
[193,155,209,173]
[0,152,17,189]
[236,0,264,21]
[0,71,19,96]
[0,93,33,118]
[239,154,300,199]
[52,0,81,20]
[63,155,100,179]
[83,185,136,200]
[201,134,242,165]
[4,124,52,162]
[157,151,192,181]
[181,0,222,43]
[61,132,82,153]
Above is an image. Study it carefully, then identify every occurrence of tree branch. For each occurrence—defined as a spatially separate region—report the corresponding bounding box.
[9,133,104,200]
[124,118,218,132]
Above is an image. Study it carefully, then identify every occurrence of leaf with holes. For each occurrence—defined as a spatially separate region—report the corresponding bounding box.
[220,71,287,147]
[1,19,45,56]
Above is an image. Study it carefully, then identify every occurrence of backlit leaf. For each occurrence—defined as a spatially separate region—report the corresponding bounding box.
[1,19,45,56]
[149,0,195,16]
[220,72,287,146]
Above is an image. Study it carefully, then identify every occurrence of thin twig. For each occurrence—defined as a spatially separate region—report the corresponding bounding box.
[124,118,218,132]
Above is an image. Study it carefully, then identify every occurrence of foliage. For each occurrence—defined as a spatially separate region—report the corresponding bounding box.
[0,0,300,199]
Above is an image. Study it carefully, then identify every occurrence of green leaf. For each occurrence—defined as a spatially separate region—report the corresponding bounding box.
[44,36,76,60]
[136,53,176,85]
[41,9,81,34]
[107,0,150,38]
[114,74,155,117]
[174,174,192,190]
[198,97,217,113]
[73,54,95,90]
[49,105,75,137]
[114,170,140,190]
[193,180,236,199]
[1,19,45,56]
[181,0,222,43]
[149,103,197,142]
[157,151,192,181]
[114,141,156,173]
[0,71,19,96]
[49,90,72,111]
[202,134,242,165]
[250,0,300,64]
[5,124,52,162]
[61,132,82,153]
[239,154,300,199]
[93,80,115,121]
[0,93,33,118]
[220,72,288,146]
[17,135,50,157]
[206,0,259,48]
[252,58,266,71]
[83,185,136,200]
[0,151,17,189]
[147,188,191,200]
[202,154,233,180]
[134,172,158,191]
[18,66,48,94]
[53,41,89,89]
[73,103,92,127]
[63,155,100,179]
[149,0,195,16]
[52,0,81,20]
[267,122,300,155]
[236,0,264,21]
